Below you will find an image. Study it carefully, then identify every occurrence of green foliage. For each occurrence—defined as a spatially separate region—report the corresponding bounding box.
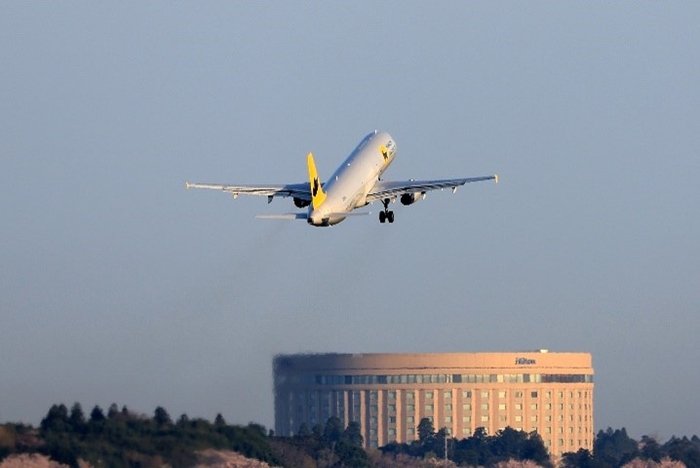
[4,406,700,468]
[28,402,279,467]
[561,429,700,468]
[271,417,369,467]
[381,426,551,468]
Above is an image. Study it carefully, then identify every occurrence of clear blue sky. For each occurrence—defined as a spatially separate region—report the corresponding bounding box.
[1,2,698,440]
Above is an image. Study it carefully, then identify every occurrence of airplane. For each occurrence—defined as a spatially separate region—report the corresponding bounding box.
[186,130,497,227]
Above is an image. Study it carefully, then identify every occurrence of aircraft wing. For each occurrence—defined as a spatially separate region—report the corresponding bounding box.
[365,175,497,203]
[185,182,310,201]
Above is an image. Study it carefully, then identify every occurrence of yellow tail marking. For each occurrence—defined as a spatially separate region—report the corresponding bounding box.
[307,152,326,209]
[379,145,389,163]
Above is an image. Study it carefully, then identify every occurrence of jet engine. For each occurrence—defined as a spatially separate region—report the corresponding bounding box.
[400,192,425,206]
[293,197,310,208]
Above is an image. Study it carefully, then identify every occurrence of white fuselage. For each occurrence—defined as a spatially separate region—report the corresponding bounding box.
[308,131,396,226]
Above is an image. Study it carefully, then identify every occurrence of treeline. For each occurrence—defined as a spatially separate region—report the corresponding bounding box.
[380,418,551,468]
[1,404,699,468]
[0,403,275,467]
[561,428,700,468]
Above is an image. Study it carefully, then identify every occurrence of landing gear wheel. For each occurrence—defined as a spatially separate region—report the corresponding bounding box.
[379,198,394,224]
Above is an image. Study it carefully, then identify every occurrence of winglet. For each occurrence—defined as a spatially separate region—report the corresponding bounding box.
[307,152,327,209]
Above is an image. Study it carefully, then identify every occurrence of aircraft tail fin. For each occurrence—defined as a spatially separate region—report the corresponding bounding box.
[307,152,327,209]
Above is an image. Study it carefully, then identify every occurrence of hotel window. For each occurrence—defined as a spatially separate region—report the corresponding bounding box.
[515,403,522,410]
[406,404,415,411]
[407,416,414,424]
[444,391,452,399]
[407,428,415,435]
[515,391,523,398]
[463,428,472,436]
[426,391,433,399]
[545,391,551,398]
[498,404,507,411]
[445,404,452,411]
[463,391,472,399]
[481,403,489,411]
[531,415,538,422]
[388,391,396,400]
[545,415,552,422]
[531,403,538,410]
[463,403,472,411]
[388,428,396,435]
[558,391,564,399]
[515,415,522,422]
[463,416,471,423]
[545,404,552,410]
[558,427,563,433]
[498,391,507,398]
[445,416,452,423]
[481,391,489,398]
[546,427,552,434]
[531,391,538,398]
[558,404,564,410]
[406,391,414,400]
[499,415,507,422]
[425,404,433,411]
[481,415,489,422]
[389,416,396,423]
[388,404,396,413]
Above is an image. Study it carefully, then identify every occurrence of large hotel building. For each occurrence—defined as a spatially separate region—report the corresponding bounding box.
[273,351,593,457]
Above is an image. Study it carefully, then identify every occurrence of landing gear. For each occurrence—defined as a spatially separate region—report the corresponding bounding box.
[379,199,394,224]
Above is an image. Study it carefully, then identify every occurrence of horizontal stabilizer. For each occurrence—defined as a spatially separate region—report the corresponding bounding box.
[255,213,308,220]
[327,211,371,218]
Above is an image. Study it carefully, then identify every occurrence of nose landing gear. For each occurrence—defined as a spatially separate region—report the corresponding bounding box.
[379,199,394,224]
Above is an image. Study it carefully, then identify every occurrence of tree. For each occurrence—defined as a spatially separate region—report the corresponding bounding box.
[323,416,343,446]
[68,403,85,427]
[40,404,69,432]
[622,457,687,468]
[107,403,119,419]
[561,448,596,468]
[418,418,436,444]
[153,406,172,426]
[343,421,364,448]
[214,413,226,427]
[89,405,105,423]
[595,428,639,468]
[177,413,190,427]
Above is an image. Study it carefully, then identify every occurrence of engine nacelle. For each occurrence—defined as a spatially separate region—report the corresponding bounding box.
[293,197,310,208]
[400,192,425,206]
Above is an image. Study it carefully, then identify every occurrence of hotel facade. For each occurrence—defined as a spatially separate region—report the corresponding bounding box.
[273,351,594,457]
